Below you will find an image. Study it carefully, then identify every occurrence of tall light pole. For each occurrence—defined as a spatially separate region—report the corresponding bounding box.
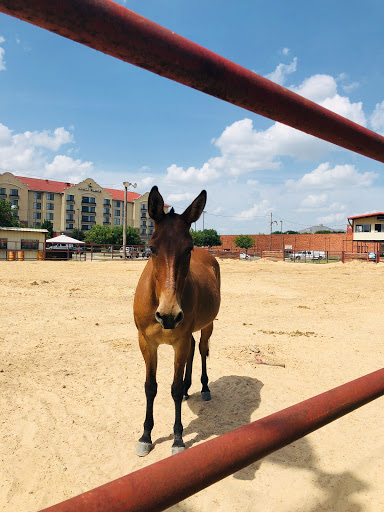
[123,181,137,260]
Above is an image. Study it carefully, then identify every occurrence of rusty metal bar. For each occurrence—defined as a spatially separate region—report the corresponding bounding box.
[39,368,384,512]
[1,0,384,163]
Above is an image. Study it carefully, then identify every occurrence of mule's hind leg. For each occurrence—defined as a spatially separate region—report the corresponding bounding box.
[200,323,213,401]
[137,332,158,457]
[183,335,196,400]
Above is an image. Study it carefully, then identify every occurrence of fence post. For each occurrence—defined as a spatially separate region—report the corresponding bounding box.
[342,251,345,264]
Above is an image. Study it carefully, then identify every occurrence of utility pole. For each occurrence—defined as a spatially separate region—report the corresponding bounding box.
[123,181,137,260]
[280,220,283,249]
[202,211,205,247]
[269,213,278,250]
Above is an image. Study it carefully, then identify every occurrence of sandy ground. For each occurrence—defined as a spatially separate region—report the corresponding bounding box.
[0,258,383,512]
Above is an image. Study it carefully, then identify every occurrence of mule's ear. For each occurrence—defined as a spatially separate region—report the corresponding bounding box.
[148,186,165,222]
[181,190,207,225]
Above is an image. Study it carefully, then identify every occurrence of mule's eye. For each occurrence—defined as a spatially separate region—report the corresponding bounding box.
[150,246,157,255]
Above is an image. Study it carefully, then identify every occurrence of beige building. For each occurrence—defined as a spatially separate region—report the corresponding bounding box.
[0,172,163,242]
[0,226,48,260]
[348,212,384,253]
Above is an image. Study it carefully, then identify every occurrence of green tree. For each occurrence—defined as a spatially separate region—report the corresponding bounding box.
[234,234,254,254]
[85,225,114,245]
[191,229,222,247]
[111,225,142,246]
[72,228,85,241]
[0,200,21,227]
[41,219,54,238]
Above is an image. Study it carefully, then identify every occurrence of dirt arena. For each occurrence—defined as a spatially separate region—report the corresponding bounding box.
[0,258,383,512]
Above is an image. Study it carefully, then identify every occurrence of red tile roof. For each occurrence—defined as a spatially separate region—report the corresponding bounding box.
[348,212,384,220]
[16,176,141,201]
[17,176,73,193]
[104,188,141,202]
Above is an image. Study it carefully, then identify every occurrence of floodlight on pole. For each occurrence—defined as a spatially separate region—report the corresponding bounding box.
[122,182,137,260]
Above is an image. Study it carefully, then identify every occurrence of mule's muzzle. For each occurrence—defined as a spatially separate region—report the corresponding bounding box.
[155,311,184,329]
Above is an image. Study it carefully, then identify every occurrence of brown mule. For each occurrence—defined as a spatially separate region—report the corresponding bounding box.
[133,186,221,456]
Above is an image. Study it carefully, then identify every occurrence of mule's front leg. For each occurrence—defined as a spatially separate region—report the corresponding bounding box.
[137,333,158,457]
[171,341,189,455]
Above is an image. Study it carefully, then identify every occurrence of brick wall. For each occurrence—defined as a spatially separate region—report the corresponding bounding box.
[214,233,359,252]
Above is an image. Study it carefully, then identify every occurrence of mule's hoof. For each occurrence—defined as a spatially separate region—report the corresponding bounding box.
[201,391,211,401]
[172,445,186,455]
[183,394,189,401]
[136,442,153,457]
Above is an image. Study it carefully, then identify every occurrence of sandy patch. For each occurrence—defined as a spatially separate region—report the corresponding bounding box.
[0,259,383,511]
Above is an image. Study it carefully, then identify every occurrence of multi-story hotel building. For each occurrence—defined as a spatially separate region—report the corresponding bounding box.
[0,172,163,241]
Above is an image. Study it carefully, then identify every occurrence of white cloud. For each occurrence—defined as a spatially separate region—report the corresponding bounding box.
[236,200,271,220]
[165,163,220,184]
[286,163,378,190]
[45,155,93,182]
[317,212,347,225]
[166,191,195,204]
[0,122,92,180]
[265,57,297,86]
[300,193,328,208]
[342,81,359,93]
[0,36,6,71]
[246,179,259,186]
[282,48,290,56]
[369,101,384,135]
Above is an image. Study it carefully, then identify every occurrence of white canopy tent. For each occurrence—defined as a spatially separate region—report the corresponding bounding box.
[46,235,85,245]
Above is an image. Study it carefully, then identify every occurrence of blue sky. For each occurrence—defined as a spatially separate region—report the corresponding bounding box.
[1,0,384,234]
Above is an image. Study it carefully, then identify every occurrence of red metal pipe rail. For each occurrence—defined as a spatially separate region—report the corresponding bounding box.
[39,368,384,512]
[1,0,384,164]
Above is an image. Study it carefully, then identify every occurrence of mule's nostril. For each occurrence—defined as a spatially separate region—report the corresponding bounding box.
[175,311,184,325]
[155,312,162,322]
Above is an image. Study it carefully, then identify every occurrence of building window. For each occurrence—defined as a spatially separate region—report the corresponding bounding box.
[33,202,41,210]
[114,218,120,225]
[355,224,371,232]
[82,215,95,222]
[10,188,19,197]
[67,204,74,211]
[141,220,146,227]
[103,208,110,214]
[148,221,154,227]
[11,199,18,207]
[66,214,74,221]
[47,193,54,201]
[21,239,39,250]
[33,212,42,220]
[148,229,153,235]
[141,203,147,211]
[374,224,384,232]
[103,217,110,224]
[67,194,75,201]
[46,213,54,221]
[114,200,121,208]
[0,188,6,196]
[82,205,95,213]
[141,228,146,235]
[114,209,121,217]
[104,199,111,206]
[33,192,42,200]
[0,238,7,249]
[81,224,92,231]
[82,196,96,204]
[66,223,74,230]
[46,203,54,210]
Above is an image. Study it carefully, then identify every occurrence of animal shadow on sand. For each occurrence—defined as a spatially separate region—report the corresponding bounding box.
[155,375,369,511]
[154,374,263,481]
